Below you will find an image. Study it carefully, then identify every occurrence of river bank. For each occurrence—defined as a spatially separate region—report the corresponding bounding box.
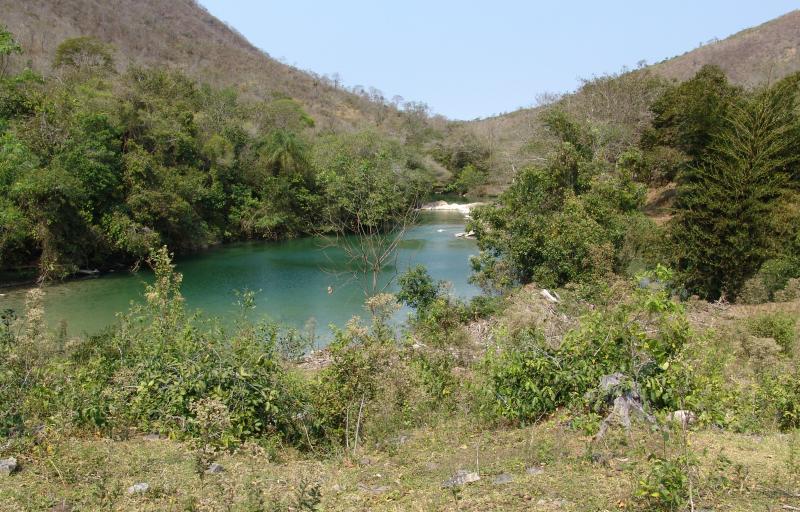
[0,210,480,336]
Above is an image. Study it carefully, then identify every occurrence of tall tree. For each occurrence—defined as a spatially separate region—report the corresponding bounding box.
[671,74,800,299]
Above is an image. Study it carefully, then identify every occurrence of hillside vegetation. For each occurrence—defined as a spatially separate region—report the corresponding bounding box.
[1,5,800,512]
[0,0,412,133]
[469,10,800,191]
[0,25,446,280]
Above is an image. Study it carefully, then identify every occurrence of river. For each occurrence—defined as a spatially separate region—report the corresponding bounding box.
[0,211,479,338]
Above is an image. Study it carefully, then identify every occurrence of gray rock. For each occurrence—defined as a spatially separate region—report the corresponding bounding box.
[205,462,224,474]
[424,461,439,471]
[526,465,544,475]
[493,473,513,485]
[127,482,150,494]
[359,457,372,466]
[442,469,480,488]
[666,410,697,427]
[598,373,625,392]
[596,393,656,439]
[540,289,560,303]
[142,433,162,441]
[0,457,17,476]
[357,483,390,495]
[50,501,72,512]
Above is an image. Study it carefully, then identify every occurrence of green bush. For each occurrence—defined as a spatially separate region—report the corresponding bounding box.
[59,248,312,446]
[397,265,441,310]
[482,267,690,423]
[740,259,800,303]
[747,312,797,355]
[468,111,647,290]
[636,456,691,511]
[767,371,800,431]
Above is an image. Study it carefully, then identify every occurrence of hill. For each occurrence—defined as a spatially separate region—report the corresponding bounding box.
[0,0,398,131]
[466,9,800,191]
[652,10,800,86]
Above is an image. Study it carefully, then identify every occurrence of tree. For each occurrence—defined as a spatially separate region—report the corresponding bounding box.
[260,129,309,176]
[256,97,314,133]
[0,26,21,79]
[315,131,428,293]
[670,74,800,299]
[53,37,115,74]
[469,111,646,289]
[644,65,740,162]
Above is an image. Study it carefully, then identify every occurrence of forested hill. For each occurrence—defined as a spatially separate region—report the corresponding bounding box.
[0,0,400,131]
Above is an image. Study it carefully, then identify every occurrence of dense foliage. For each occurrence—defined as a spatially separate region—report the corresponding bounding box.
[469,109,649,290]
[0,29,432,280]
[469,64,800,301]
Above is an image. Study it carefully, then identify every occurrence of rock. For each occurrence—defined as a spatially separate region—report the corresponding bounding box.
[142,433,162,441]
[205,462,224,474]
[419,201,484,216]
[359,457,373,466]
[598,372,626,393]
[357,483,389,495]
[0,457,17,476]
[424,461,439,471]
[127,482,150,494]
[596,394,656,440]
[51,501,73,512]
[394,435,409,445]
[493,473,513,485]
[540,289,560,303]
[666,410,697,427]
[442,469,480,488]
[331,483,343,492]
[454,230,476,239]
[526,465,544,475]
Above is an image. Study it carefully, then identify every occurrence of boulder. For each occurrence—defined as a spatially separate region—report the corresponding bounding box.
[598,373,625,393]
[540,289,560,303]
[493,473,513,485]
[442,469,480,488]
[127,482,150,494]
[526,465,544,475]
[205,462,224,474]
[0,457,17,476]
[666,410,697,427]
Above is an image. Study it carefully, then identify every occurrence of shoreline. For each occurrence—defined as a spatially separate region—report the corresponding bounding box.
[418,200,485,216]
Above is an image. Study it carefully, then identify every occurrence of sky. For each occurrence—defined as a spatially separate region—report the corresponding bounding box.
[199,1,799,120]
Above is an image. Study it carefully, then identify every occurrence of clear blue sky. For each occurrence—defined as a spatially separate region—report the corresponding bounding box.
[199,1,799,120]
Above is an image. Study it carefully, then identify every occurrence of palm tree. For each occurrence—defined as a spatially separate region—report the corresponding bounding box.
[261,129,309,176]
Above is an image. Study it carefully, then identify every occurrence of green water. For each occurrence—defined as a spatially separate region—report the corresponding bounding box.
[0,211,479,338]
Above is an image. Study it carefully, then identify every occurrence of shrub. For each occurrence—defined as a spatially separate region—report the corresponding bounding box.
[61,247,312,446]
[397,265,441,310]
[636,456,691,511]
[482,266,691,423]
[739,259,800,303]
[769,371,800,431]
[746,312,797,355]
[775,278,800,302]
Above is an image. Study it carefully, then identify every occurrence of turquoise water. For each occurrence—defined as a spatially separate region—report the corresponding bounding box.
[0,211,479,338]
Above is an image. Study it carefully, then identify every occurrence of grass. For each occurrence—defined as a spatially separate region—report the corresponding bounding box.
[2,413,798,511]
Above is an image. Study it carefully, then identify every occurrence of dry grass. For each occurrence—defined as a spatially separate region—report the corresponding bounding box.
[1,414,797,511]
